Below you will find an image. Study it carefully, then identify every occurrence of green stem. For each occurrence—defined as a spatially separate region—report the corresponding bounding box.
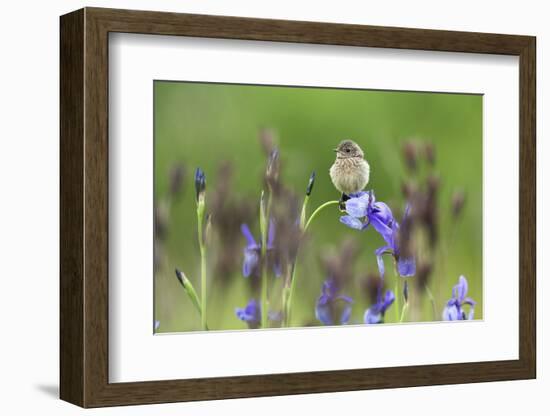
[284,250,300,327]
[175,269,208,329]
[393,261,400,322]
[399,301,409,323]
[394,277,400,322]
[260,192,272,329]
[197,208,207,331]
[304,200,340,232]
[399,280,409,323]
[200,247,207,330]
[260,249,268,328]
[425,284,437,321]
[285,200,339,327]
[299,195,310,228]
[186,285,202,316]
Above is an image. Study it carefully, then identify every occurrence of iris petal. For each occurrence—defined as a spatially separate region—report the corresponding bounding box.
[382,290,396,311]
[397,257,416,277]
[364,290,394,324]
[236,299,261,326]
[364,308,382,324]
[375,245,391,279]
[267,219,276,249]
[240,224,258,249]
[443,276,476,321]
[369,215,394,247]
[340,303,352,324]
[463,297,476,306]
[339,215,364,230]
[345,194,370,218]
[371,201,394,226]
[242,248,259,277]
[337,295,353,304]
[315,302,333,325]
[316,279,353,326]
[322,279,336,297]
[443,304,459,321]
[273,261,282,278]
[456,275,468,302]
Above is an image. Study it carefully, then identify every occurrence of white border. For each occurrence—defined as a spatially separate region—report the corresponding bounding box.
[109,33,519,383]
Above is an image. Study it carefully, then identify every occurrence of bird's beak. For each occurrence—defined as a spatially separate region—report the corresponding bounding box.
[333,148,338,152]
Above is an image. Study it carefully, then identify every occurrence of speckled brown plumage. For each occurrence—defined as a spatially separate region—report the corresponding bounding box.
[329,140,370,195]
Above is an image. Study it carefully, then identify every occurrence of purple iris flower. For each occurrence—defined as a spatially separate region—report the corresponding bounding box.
[364,290,395,324]
[315,278,353,325]
[235,299,261,329]
[339,191,393,231]
[235,299,282,329]
[340,191,415,279]
[443,275,476,321]
[240,221,281,278]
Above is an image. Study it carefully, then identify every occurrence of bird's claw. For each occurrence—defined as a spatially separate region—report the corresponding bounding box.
[339,193,349,212]
[339,200,347,212]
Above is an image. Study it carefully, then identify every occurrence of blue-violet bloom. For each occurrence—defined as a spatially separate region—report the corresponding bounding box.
[315,278,353,325]
[339,191,415,279]
[235,299,282,329]
[364,290,395,324]
[235,299,261,329]
[442,275,476,321]
[241,220,281,278]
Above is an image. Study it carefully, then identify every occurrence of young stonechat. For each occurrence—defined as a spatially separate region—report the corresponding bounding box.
[329,139,370,209]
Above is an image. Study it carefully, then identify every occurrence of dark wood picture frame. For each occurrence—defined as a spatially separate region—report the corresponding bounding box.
[60,7,536,408]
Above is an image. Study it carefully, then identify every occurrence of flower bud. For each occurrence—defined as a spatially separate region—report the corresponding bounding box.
[194,167,206,204]
[265,148,280,189]
[305,171,316,196]
[175,268,189,288]
[401,180,416,200]
[424,142,435,165]
[259,128,276,155]
[175,268,202,314]
[402,141,418,172]
[452,190,466,219]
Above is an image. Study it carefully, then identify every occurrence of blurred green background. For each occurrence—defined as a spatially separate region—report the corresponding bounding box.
[154,80,482,332]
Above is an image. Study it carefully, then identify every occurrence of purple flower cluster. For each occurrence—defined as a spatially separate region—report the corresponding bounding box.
[240,221,281,278]
[443,275,476,321]
[340,191,415,279]
[235,299,282,329]
[364,289,395,324]
[235,299,262,329]
[315,278,353,326]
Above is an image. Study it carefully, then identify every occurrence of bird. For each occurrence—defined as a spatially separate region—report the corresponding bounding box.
[329,139,370,209]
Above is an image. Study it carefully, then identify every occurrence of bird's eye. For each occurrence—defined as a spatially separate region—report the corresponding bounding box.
[345,148,351,153]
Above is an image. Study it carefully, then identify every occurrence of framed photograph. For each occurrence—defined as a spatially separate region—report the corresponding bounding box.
[60,7,536,407]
